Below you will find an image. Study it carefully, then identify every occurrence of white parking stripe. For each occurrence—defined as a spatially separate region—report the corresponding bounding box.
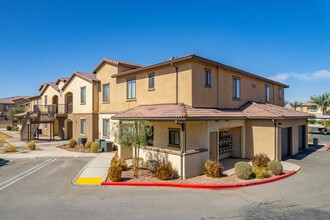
[0,159,52,187]
[0,159,57,191]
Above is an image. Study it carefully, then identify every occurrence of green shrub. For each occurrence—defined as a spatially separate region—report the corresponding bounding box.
[268,160,283,175]
[252,153,270,168]
[156,161,173,180]
[27,141,36,150]
[204,160,223,178]
[4,145,17,153]
[108,162,122,182]
[235,162,252,180]
[308,119,316,124]
[84,141,92,149]
[68,139,77,148]
[90,142,99,153]
[253,166,270,179]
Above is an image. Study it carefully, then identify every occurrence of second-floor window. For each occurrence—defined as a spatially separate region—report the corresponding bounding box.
[3,104,9,111]
[232,77,241,99]
[81,119,86,135]
[80,87,86,104]
[278,88,282,99]
[127,79,136,99]
[265,85,270,103]
[103,84,110,102]
[148,74,155,90]
[44,95,48,106]
[205,70,211,86]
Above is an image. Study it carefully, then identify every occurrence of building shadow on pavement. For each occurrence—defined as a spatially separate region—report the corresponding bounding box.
[0,158,10,167]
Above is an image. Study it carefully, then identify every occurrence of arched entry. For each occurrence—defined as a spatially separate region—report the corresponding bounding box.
[52,95,58,113]
[65,92,73,114]
[64,119,73,140]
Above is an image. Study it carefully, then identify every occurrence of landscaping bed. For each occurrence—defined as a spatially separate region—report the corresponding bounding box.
[57,144,90,153]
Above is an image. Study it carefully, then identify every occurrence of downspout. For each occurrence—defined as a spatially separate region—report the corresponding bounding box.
[176,120,186,179]
[171,63,179,104]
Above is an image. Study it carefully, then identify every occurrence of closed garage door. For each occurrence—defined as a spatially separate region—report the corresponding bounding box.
[281,127,292,159]
[298,125,306,151]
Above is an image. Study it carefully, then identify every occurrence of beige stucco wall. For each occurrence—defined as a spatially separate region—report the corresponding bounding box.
[183,151,209,178]
[96,62,193,114]
[40,85,62,106]
[67,113,98,141]
[245,120,276,160]
[62,76,98,114]
[191,61,285,108]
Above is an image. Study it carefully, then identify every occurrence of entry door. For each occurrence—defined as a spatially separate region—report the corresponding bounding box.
[298,125,306,151]
[209,132,218,161]
[281,127,292,159]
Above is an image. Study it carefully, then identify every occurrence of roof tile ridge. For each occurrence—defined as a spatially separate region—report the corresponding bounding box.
[255,102,284,117]
[179,103,187,118]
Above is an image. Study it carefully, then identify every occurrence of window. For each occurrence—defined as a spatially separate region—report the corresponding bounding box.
[205,70,211,86]
[103,119,110,137]
[148,74,155,90]
[169,130,180,146]
[232,77,241,99]
[44,95,48,106]
[103,84,110,102]
[81,119,86,135]
[127,79,136,99]
[80,87,86,104]
[145,126,154,146]
[3,104,9,111]
[265,85,270,103]
[278,88,282,99]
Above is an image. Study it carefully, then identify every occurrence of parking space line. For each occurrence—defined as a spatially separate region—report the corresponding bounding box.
[0,159,57,191]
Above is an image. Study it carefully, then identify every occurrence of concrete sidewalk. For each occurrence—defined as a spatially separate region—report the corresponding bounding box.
[75,152,115,185]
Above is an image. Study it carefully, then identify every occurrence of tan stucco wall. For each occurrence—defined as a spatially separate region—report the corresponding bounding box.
[245,120,276,160]
[183,151,209,178]
[191,61,285,108]
[97,62,193,114]
[40,86,62,106]
[62,76,98,114]
[67,113,98,141]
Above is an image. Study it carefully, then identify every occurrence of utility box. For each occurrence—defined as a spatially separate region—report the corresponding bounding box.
[101,141,113,152]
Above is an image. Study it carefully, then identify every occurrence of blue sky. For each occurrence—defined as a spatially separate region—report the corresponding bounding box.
[0,0,329,102]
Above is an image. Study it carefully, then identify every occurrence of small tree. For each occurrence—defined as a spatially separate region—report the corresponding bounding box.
[289,101,302,110]
[310,92,330,115]
[113,119,153,178]
[5,106,23,121]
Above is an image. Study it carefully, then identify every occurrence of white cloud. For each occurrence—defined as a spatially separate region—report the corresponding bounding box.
[268,70,330,83]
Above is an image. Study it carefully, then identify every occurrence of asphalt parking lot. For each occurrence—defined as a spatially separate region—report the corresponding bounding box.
[0,150,329,220]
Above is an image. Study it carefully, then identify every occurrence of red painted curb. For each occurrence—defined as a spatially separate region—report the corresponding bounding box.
[101,170,297,189]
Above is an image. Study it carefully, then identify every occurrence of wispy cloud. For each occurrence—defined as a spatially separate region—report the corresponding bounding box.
[268,70,330,83]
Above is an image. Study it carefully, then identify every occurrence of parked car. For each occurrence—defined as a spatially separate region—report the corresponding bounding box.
[308,124,328,135]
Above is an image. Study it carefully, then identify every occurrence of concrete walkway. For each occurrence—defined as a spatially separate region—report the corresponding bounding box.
[0,129,95,158]
[75,152,115,185]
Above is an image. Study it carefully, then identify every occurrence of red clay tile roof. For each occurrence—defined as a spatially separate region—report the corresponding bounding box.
[61,71,99,91]
[301,102,315,107]
[112,102,313,120]
[0,96,31,104]
[55,77,68,85]
[240,102,313,119]
[93,58,145,73]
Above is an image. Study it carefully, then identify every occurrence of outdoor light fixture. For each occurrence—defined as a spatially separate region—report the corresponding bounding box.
[278,123,282,128]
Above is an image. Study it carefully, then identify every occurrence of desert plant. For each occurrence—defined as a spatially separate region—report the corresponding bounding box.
[26,141,36,150]
[90,142,100,153]
[146,159,159,173]
[252,153,270,168]
[84,141,92,149]
[204,160,223,178]
[68,139,77,148]
[289,101,302,110]
[253,166,270,179]
[4,145,17,153]
[156,161,173,180]
[108,162,122,182]
[310,92,330,115]
[235,162,252,180]
[6,126,11,131]
[268,160,283,176]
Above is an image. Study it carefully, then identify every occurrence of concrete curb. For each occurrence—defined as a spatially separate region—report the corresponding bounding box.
[71,154,99,186]
[101,170,298,189]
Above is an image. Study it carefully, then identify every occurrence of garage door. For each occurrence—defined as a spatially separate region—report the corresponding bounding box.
[298,125,306,151]
[281,127,292,159]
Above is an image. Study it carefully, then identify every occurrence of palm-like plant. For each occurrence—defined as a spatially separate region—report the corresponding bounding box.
[310,92,330,115]
[290,101,302,110]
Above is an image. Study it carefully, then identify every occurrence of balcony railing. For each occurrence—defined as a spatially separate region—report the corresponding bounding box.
[33,104,72,114]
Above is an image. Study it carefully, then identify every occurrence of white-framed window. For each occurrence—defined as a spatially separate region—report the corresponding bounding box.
[169,129,180,146]
[80,87,86,104]
[265,85,270,103]
[278,88,282,99]
[127,79,136,99]
[148,74,155,89]
[81,119,86,135]
[232,77,241,99]
[103,84,110,102]
[103,119,110,137]
[205,70,211,86]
